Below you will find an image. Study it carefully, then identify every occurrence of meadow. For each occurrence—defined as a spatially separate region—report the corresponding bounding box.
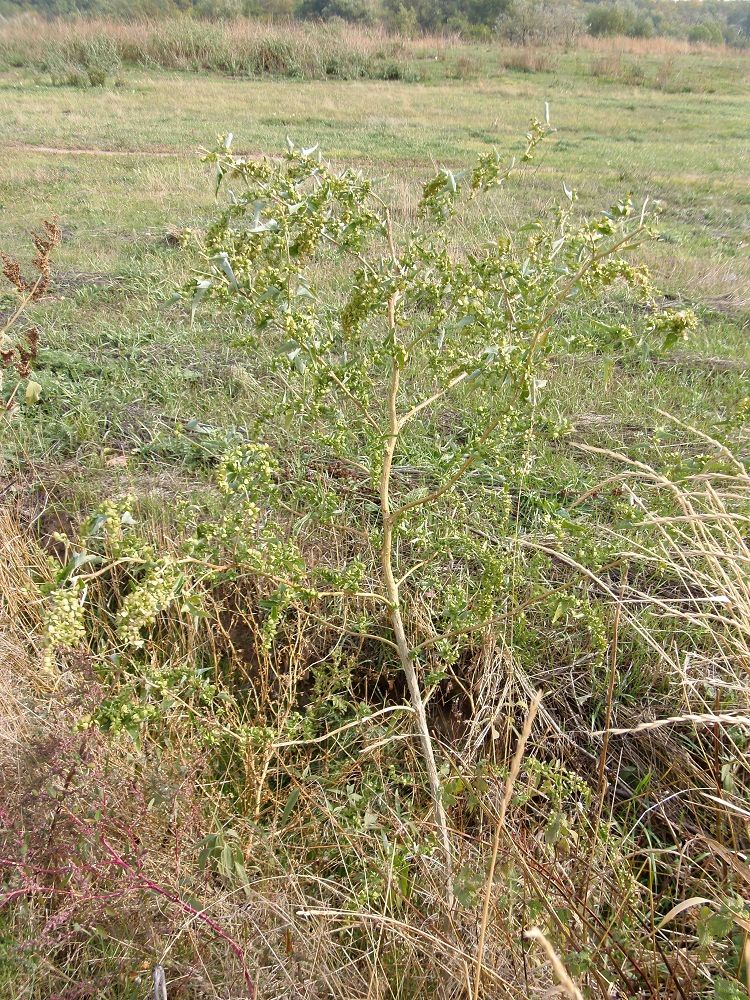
[1,23,750,1000]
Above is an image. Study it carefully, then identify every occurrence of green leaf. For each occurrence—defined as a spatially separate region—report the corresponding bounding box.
[181,596,208,620]
[212,252,239,290]
[191,279,212,322]
[220,842,234,876]
[72,552,103,572]
[715,979,747,1000]
[280,788,300,826]
[705,912,734,938]
[544,812,563,846]
[24,380,42,405]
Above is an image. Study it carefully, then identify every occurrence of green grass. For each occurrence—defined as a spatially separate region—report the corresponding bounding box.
[1,59,748,500]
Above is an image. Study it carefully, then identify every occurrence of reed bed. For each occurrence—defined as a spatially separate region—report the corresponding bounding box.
[0,14,739,84]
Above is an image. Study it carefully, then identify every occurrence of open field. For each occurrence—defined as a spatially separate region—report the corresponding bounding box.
[1,35,750,1000]
[1,57,748,487]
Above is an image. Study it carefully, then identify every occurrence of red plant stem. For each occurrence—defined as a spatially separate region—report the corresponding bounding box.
[99,836,255,997]
[0,830,255,999]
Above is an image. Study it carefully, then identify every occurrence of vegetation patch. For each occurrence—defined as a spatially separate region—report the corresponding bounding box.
[0,37,749,1000]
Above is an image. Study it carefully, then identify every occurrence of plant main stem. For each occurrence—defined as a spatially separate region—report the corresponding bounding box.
[380,345,453,902]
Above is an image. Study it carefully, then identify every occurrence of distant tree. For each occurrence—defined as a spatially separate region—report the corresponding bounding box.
[382,0,510,32]
[296,0,371,21]
[383,0,419,34]
[586,4,626,37]
[627,12,653,38]
[688,20,724,45]
[497,0,583,46]
[245,0,298,18]
[726,3,750,45]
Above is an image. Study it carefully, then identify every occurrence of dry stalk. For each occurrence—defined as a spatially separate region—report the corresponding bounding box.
[472,690,543,999]
[524,927,583,1000]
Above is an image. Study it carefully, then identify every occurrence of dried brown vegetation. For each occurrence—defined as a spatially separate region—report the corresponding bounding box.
[1,218,61,301]
[2,432,750,997]
[0,218,59,412]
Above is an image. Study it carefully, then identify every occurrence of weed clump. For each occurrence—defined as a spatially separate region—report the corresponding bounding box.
[1,218,60,412]
[44,35,122,86]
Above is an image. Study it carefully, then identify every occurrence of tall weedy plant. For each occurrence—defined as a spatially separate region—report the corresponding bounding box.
[179,122,692,896]
[43,123,695,906]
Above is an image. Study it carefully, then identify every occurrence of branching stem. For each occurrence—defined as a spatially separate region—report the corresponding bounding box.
[380,291,453,901]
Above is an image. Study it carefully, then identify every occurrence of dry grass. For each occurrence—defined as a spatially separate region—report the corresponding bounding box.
[0,15,461,81]
[500,48,556,73]
[0,13,455,56]
[2,423,750,996]
[578,34,734,56]
[0,15,740,86]
[0,506,51,673]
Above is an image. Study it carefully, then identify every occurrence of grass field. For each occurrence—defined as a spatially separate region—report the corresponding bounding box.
[2,36,750,1000]
[1,55,748,492]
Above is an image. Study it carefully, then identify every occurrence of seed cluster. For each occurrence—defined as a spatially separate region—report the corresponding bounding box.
[116,558,182,648]
[44,578,86,668]
[216,441,279,497]
[1,218,61,301]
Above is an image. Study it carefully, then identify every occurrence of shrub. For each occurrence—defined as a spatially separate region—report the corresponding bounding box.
[182,128,699,898]
[43,33,122,85]
[496,0,583,46]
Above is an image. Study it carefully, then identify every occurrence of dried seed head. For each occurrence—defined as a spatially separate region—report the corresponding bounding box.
[1,252,29,294]
[30,218,62,300]
[25,327,39,356]
[16,348,33,378]
[2,218,61,301]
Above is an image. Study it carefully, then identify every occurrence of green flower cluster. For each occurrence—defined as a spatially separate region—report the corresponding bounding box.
[188,137,384,331]
[419,117,552,220]
[44,576,86,667]
[216,441,279,497]
[83,496,150,559]
[653,307,699,348]
[116,557,183,648]
[83,696,159,739]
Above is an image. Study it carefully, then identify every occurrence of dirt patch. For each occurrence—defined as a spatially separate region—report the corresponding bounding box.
[703,294,750,315]
[7,142,181,158]
[572,412,653,442]
[54,270,119,293]
[654,352,749,374]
